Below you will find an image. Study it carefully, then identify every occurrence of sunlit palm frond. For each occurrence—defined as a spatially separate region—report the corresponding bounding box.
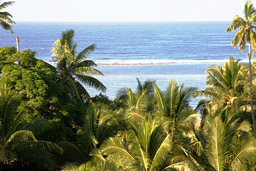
[163,161,194,171]
[52,39,63,61]
[244,0,255,20]
[166,145,205,171]
[207,66,228,89]
[204,115,228,171]
[250,29,256,50]
[227,16,246,32]
[230,139,256,170]
[73,66,103,76]
[126,88,137,110]
[5,130,37,146]
[203,56,244,110]
[150,134,172,170]
[238,33,247,52]
[99,137,137,170]
[153,82,166,117]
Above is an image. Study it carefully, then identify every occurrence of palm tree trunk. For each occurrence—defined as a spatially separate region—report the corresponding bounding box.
[16,36,20,52]
[248,44,256,138]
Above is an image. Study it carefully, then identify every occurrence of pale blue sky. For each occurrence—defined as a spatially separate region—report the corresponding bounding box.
[7,0,247,22]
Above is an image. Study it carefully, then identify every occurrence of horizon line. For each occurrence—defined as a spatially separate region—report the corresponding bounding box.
[14,20,232,24]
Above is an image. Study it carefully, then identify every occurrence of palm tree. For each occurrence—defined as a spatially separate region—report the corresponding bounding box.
[0,88,63,169]
[136,78,155,95]
[153,80,196,137]
[57,102,126,166]
[196,56,244,111]
[97,114,173,171]
[77,102,125,161]
[0,1,15,33]
[227,0,256,137]
[115,78,155,112]
[168,106,256,170]
[52,29,106,101]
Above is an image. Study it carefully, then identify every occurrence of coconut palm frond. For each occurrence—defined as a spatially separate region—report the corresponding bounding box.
[64,76,82,101]
[136,78,155,94]
[75,81,90,99]
[61,29,76,51]
[75,75,106,92]
[163,162,194,171]
[0,13,15,23]
[75,44,96,63]
[22,140,63,155]
[99,137,137,170]
[0,1,15,10]
[205,115,228,171]
[0,89,21,140]
[5,130,37,146]
[61,163,81,171]
[167,145,205,171]
[230,140,256,170]
[73,66,103,76]
[58,140,85,163]
[150,134,172,170]
[227,15,246,32]
[0,1,15,33]
[153,82,165,116]
[73,59,97,68]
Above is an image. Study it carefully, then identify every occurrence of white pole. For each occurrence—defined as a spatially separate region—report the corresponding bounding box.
[16,36,20,52]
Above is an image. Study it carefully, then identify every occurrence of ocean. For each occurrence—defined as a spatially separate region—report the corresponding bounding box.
[0,22,246,105]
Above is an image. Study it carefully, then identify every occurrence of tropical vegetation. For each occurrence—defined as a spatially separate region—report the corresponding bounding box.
[51,29,106,102]
[227,0,256,137]
[0,1,15,33]
[0,0,256,170]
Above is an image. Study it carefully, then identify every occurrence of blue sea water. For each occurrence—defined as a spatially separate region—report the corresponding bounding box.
[0,22,246,104]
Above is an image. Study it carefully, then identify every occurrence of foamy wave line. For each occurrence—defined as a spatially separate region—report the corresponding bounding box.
[46,59,248,66]
[95,59,248,65]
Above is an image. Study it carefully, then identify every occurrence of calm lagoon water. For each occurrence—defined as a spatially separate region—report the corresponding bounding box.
[87,64,210,106]
[0,22,245,104]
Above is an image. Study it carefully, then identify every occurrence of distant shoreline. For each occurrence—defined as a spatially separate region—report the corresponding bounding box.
[47,59,248,66]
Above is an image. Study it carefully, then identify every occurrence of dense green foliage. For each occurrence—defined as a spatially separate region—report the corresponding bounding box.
[0,46,256,170]
[0,1,256,170]
[227,0,256,137]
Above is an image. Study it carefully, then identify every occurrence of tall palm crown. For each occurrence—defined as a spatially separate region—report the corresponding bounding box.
[227,0,256,137]
[0,1,15,33]
[52,29,106,101]
[197,56,244,110]
[227,0,256,51]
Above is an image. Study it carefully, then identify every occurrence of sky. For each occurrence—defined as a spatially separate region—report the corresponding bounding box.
[7,0,247,22]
